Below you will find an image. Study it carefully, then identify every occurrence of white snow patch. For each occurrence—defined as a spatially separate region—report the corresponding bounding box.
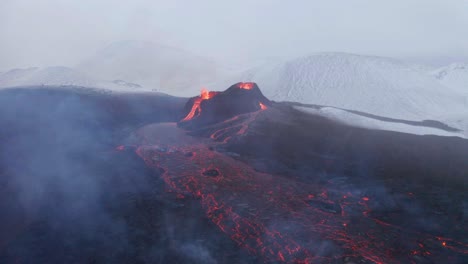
[296,106,466,139]
[431,63,468,96]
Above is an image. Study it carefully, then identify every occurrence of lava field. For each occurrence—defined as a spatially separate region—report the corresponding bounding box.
[0,84,467,263]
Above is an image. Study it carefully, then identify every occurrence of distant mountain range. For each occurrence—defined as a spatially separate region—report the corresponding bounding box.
[1,41,466,137]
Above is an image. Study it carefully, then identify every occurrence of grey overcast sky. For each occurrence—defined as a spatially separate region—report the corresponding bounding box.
[0,0,467,70]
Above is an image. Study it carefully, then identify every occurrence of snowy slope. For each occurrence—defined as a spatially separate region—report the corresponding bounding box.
[0,67,94,88]
[77,40,222,96]
[431,63,468,96]
[429,63,468,136]
[219,53,467,122]
[0,66,151,92]
[296,106,466,139]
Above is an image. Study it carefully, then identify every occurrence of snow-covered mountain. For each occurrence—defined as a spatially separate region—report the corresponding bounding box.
[77,40,222,96]
[0,40,224,94]
[0,66,150,92]
[431,63,468,95]
[218,53,467,123]
[0,66,95,88]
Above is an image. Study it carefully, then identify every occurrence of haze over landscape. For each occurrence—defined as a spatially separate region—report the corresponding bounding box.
[1,1,467,263]
[2,0,467,137]
[1,0,467,69]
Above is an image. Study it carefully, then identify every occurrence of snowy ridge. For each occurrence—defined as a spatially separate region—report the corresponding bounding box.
[0,66,151,92]
[0,67,94,88]
[219,53,467,122]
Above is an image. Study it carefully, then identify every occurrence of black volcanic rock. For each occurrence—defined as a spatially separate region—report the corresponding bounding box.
[202,169,220,177]
[179,82,271,128]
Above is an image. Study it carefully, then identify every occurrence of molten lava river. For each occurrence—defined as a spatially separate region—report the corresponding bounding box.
[117,107,467,263]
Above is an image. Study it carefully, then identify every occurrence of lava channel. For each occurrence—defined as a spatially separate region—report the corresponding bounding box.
[125,110,467,263]
[182,88,219,121]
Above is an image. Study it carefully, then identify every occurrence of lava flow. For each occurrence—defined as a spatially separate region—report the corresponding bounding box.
[128,120,468,263]
[122,83,467,263]
[182,88,218,121]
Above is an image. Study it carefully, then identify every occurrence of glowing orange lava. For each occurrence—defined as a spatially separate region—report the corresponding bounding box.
[201,88,210,100]
[131,115,468,263]
[238,82,254,90]
[182,88,217,121]
[259,102,267,110]
[182,97,202,121]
